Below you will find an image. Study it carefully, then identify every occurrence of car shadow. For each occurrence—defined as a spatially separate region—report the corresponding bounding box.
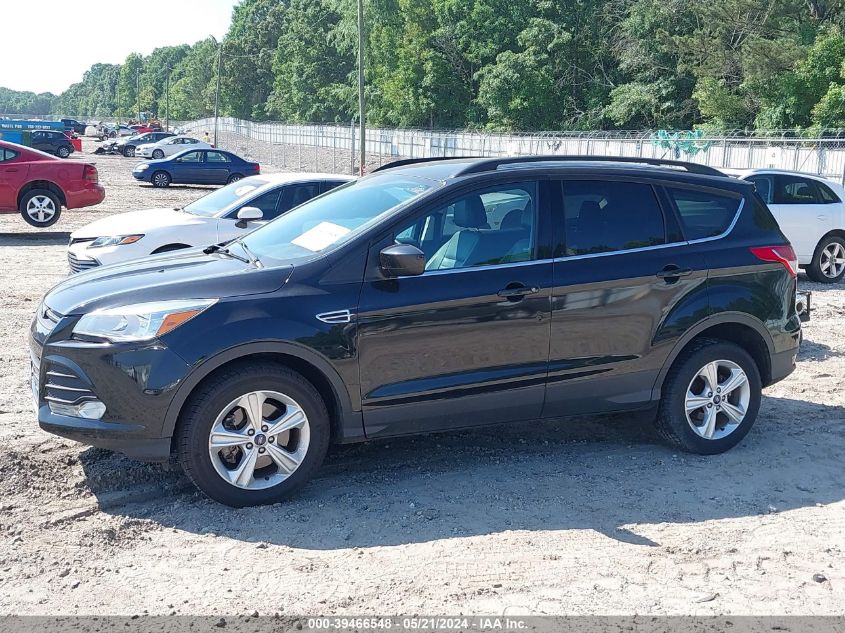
[798,336,845,362]
[0,231,71,247]
[83,394,845,550]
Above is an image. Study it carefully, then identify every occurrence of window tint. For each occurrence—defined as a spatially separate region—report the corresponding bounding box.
[278,183,321,214]
[817,181,841,203]
[246,189,283,219]
[205,151,230,162]
[746,176,773,204]
[562,180,665,256]
[176,151,201,162]
[667,187,740,240]
[0,149,18,162]
[774,175,821,204]
[394,182,537,271]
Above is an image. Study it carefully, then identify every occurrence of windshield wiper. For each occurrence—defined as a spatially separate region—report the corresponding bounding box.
[203,243,249,264]
[237,240,262,268]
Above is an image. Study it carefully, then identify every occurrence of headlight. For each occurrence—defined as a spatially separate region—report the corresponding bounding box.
[89,235,144,248]
[73,299,217,342]
[135,163,149,171]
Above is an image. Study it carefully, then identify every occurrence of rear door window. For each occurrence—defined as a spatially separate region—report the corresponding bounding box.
[666,187,741,240]
[562,180,665,256]
[774,175,822,204]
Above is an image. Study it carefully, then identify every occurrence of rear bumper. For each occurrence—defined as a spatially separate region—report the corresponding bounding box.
[769,346,798,387]
[66,184,105,210]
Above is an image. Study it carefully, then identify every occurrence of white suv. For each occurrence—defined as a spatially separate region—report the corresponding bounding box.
[67,173,353,272]
[726,169,845,283]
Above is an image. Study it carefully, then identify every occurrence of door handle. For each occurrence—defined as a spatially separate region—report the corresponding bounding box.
[497,285,540,298]
[655,266,693,280]
[817,214,828,221]
[4,168,18,173]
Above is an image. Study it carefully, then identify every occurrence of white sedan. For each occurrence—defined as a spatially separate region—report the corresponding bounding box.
[67,172,354,273]
[137,135,211,159]
[725,169,845,283]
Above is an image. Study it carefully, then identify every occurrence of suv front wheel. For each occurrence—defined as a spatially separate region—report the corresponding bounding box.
[177,363,330,507]
[655,339,761,455]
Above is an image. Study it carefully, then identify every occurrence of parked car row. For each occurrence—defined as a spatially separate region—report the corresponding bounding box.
[31,155,806,508]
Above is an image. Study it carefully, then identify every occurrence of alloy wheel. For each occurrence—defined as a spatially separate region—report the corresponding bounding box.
[685,359,750,440]
[26,195,57,223]
[153,173,169,187]
[207,390,310,490]
[820,242,845,279]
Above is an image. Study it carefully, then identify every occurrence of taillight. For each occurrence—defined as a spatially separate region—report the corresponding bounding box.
[751,245,798,278]
[254,164,261,174]
[83,164,99,183]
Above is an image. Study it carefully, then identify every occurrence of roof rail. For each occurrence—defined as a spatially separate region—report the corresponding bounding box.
[454,155,726,177]
[370,156,484,173]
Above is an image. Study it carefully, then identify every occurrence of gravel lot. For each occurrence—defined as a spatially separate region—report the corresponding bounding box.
[0,140,843,617]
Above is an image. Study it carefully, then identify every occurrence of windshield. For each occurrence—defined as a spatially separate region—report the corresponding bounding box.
[241,175,436,264]
[184,177,270,217]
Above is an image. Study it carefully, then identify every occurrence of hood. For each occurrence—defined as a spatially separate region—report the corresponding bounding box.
[70,208,210,239]
[44,248,294,316]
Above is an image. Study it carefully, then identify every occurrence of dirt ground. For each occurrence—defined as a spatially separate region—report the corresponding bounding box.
[0,140,843,617]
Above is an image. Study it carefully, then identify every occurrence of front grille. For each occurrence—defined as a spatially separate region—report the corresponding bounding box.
[68,251,100,274]
[43,361,97,407]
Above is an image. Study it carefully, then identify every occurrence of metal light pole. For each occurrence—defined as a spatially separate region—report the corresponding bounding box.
[165,68,170,132]
[357,0,366,176]
[136,67,141,122]
[214,41,222,147]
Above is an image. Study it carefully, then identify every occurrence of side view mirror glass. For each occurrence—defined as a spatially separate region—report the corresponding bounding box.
[379,243,426,277]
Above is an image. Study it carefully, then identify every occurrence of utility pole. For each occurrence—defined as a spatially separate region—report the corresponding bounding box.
[117,74,121,125]
[214,41,222,147]
[165,68,170,132]
[357,0,366,176]
[136,67,141,122]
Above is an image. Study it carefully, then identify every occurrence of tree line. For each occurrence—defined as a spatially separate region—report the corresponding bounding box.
[4,0,845,132]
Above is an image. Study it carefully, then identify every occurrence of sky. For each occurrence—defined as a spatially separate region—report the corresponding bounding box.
[0,0,238,95]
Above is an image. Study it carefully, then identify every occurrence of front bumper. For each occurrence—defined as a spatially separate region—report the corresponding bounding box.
[31,314,192,462]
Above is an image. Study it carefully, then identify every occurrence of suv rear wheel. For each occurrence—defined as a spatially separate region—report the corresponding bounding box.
[806,235,845,283]
[57,146,71,158]
[655,339,761,455]
[177,363,331,507]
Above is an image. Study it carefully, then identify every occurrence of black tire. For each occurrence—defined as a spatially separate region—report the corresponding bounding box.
[655,338,761,455]
[152,149,165,159]
[151,243,190,254]
[123,145,136,158]
[109,131,116,139]
[151,171,171,188]
[177,362,331,507]
[57,146,71,158]
[227,173,244,184]
[19,189,62,228]
[807,235,845,283]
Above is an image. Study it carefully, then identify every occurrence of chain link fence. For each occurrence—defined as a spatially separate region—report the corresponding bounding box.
[171,117,845,183]
[8,112,845,182]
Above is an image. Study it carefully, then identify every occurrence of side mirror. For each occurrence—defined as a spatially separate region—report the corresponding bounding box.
[235,206,263,228]
[380,243,426,277]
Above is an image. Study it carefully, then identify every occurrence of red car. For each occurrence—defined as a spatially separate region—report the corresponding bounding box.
[130,124,154,134]
[0,140,105,228]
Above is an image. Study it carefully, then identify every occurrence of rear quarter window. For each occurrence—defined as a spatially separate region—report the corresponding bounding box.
[666,187,741,240]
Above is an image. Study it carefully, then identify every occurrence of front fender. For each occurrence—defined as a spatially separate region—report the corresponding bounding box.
[161,339,362,444]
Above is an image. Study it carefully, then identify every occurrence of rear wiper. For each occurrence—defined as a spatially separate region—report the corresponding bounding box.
[203,243,249,264]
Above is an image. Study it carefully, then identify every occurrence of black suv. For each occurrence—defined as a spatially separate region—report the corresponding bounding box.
[30,129,74,158]
[31,156,802,506]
